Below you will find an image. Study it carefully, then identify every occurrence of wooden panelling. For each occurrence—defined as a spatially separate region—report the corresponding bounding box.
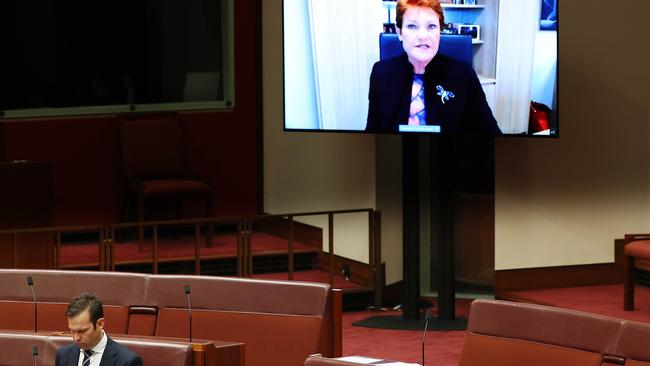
[316,253,376,290]
[0,162,54,268]
[495,239,626,296]
[0,0,262,227]
[0,122,4,160]
[254,216,323,250]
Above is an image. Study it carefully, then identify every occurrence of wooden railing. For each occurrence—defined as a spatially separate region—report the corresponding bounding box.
[0,209,383,307]
[0,225,103,270]
[108,216,241,275]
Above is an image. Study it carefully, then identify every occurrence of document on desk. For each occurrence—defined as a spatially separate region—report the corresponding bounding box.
[336,356,420,365]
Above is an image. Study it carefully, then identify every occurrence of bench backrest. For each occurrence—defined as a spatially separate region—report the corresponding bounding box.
[147,274,332,366]
[0,269,147,334]
[614,321,650,366]
[0,269,337,366]
[0,331,49,365]
[460,299,650,366]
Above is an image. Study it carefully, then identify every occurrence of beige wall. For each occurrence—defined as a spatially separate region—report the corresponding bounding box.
[262,0,376,264]
[495,0,650,269]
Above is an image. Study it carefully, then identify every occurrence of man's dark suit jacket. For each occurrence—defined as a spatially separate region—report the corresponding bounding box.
[366,52,502,135]
[55,336,143,366]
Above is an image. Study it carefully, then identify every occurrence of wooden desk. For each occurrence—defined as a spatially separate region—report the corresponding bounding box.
[148,336,244,366]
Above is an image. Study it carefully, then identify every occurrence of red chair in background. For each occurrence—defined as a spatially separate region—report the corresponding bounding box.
[119,118,212,248]
[624,234,650,310]
[528,101,551,134]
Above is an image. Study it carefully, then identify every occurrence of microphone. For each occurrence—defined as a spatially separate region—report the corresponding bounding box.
[26,276,38,333]
[32,345,38,366]
[184,285,192,343]
[421,311,432,366]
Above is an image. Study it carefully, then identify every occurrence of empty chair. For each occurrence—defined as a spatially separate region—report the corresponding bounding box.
[119,118,212,247]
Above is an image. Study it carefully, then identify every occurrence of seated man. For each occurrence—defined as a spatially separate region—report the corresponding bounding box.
[55,293,142,366]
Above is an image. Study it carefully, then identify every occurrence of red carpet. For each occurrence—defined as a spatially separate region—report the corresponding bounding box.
[343,299,471,366]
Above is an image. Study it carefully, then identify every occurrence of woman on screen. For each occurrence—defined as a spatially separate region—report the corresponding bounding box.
[365,0,501,135]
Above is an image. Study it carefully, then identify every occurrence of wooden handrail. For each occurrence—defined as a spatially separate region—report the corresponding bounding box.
[1,225,104,269]
[256,208,374,219]
[0,224,103,235]
[331,288,343,357]
[194,224,201,275]
[55,231,62,269]
[373,211,383,308]
[1,209,383,306]
[152,224,159,274]
[111,216,239,229]
[328,213,334,287]
[288,216,294,280]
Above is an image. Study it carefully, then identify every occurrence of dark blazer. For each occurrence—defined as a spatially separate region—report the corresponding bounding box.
[366,53,501,135]
[55,336,142,366]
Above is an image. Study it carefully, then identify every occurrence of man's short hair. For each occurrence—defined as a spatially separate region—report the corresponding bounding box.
[65,292,104,328]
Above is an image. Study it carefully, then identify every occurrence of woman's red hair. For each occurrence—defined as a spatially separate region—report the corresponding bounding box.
[396,0,445,29]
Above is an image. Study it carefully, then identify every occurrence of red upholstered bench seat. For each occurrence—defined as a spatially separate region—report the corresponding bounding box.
[0,270,147,334]
[146,274,336,366]
[613,321,650,366]
[0,269,341,366]
[459,300,650,366]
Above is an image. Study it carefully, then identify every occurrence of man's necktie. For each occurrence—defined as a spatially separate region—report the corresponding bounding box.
[82,350,94,366]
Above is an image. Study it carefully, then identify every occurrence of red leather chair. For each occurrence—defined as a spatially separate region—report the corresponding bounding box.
[624,234,650,310]
[119,118,212,247]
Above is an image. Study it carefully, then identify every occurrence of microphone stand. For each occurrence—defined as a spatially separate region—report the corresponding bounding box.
[421,311,432,366]
[184,285,192,343]
[27,276,37,333]
[32,345,38,366]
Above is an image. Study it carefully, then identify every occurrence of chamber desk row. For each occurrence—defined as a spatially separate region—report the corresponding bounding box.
[0,269,342,366]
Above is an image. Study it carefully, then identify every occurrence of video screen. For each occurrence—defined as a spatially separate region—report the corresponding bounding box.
[283,0,558,136]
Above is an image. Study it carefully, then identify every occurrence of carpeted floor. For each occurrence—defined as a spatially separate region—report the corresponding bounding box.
[343,299,472,366]
[342,284,650,365]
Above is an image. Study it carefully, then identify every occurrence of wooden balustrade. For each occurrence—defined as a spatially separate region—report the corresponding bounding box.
[0,209,383,307]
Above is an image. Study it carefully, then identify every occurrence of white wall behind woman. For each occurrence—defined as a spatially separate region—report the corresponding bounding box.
[263,0,376,265]
[531,30,557,108]
[284,0,319,129]
[495,0,650,269]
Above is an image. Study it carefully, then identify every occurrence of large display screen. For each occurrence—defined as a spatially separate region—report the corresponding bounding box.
[283,0,558,136]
